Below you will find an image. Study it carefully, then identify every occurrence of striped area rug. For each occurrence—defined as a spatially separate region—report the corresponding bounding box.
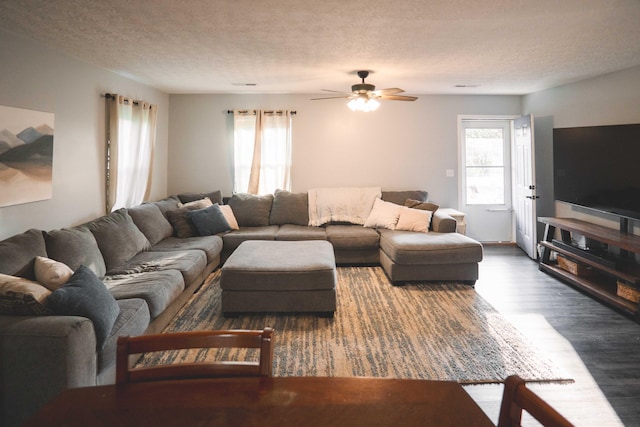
[140,267,570,384]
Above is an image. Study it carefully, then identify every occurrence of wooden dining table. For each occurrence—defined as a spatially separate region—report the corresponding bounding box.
[23,376,495,426]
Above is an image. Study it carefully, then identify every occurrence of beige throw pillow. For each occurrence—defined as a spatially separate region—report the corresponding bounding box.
[395,207,433,233]
[364,198,403,230]
[34,256,74,291]
[219,205,240,230]
[0,273,52,315]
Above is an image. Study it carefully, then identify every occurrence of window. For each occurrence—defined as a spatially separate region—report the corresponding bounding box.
[464,127,506,205]
[233,110,292,195]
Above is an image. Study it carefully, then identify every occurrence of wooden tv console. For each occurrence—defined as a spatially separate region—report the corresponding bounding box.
[538,217,640,321]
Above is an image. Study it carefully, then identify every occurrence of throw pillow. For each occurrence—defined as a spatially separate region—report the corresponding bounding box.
[381,190,429,206]
[219,205,240,230]
[269,189,309,226]
[177,197,213,209]
[0,273,52,315]
[364,198,402,229]
[404,199,439,213]
[47,265,120,349]
[34,256,74,291]
[187,204,231,236]
[165,200,213,238]
[227,193,274,227]
[395,207,433,233]
[177,191,223,205]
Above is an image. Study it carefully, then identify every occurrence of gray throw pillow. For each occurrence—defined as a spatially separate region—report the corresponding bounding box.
[177,190,223,205]
[47,265,120,349]
[166,206,200,238]
[404,199,440,212]
[45,227,107,279]
[128,203,174,245]
[86,209,151,271]
[227,193,274,227]
[0,229,47,280]
[187,204,231,236]
[270,190,309,226]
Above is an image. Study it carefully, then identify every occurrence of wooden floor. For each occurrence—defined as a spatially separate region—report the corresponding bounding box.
[466,244,640,426]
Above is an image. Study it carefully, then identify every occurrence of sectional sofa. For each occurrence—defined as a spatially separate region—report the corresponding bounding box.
[0,188,482,427]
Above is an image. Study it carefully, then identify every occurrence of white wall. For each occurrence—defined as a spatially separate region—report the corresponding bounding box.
[523,65,640,231]
[0,30,169,240]
[168,93,521,207]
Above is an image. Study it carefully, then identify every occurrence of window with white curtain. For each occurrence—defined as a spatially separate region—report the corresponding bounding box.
[106,94,157,212]
[233,110,292,195]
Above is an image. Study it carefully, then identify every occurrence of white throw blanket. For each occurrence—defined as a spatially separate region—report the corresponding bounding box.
[308,187,381,226]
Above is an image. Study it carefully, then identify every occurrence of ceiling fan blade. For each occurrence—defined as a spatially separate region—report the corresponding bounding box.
[373,88,405,95]
[321,89,352,94]
[379,94,418,101]
[310,95,352,100]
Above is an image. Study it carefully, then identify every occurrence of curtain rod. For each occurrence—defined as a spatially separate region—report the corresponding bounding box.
[227,110,296,115]
[102,93,140,106]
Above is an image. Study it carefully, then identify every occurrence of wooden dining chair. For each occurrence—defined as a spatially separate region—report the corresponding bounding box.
[115,327,274,384]
[497,375,574,427]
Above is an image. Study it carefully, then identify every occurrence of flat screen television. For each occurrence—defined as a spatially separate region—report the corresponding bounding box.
[553,123,640,223]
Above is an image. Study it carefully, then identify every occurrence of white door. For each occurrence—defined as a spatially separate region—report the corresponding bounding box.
[514,115,538,259]
[460,119,513,242]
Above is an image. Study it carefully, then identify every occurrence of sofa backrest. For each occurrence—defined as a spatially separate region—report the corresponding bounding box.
[45,226,107,279]
[381,190,429,206]
[0,229,47,280]
[227,193,274,227]
[269,189,309,226]
[128,203,174,246]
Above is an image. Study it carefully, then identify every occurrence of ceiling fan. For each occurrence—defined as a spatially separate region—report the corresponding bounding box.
[311,71,417,111]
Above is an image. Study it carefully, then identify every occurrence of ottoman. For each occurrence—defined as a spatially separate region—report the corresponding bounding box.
[220,240,337,317]
[378,230,483,285]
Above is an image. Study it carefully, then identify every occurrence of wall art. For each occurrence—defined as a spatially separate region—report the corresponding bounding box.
[0,105,54,207]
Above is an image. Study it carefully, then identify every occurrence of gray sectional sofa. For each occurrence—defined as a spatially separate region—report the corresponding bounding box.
[0,188,482,427]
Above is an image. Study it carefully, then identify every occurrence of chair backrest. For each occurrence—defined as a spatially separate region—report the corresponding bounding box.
[116,327,274,384]
[497,375,574,427]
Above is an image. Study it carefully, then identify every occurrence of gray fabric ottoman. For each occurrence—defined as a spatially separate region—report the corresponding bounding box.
[220,240,337,317]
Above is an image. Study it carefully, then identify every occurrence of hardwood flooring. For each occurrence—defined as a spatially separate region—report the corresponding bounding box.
[466,244,640,426]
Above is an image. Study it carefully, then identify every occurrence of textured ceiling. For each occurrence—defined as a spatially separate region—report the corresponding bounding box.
[1,0,640,95]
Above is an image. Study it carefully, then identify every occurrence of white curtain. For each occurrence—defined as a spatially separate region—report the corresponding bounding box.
[233,110,292,195]
[106,95,157,212]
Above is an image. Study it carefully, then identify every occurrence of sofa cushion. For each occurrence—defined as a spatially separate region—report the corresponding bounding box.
[0,274,52,315]
[187,204,231,236]
[275,224,327,241]
[152,196,180,216]
[381,190,429,206]
[127,203,174,246]
[107,250,207,287]
[34,256,74,291]
[104,270,185,319]
[222,226,279,251]
[364,198,402,230]
[47,265,120,349]
[98,298,150,373]
[45,226,107,279]
[0,229,47,280]
[227,193,274,227]
[177,190,223,205]
[270,189,309,226]
[87,209,151,271]
[325,225,380,249]
[151,235,223,265]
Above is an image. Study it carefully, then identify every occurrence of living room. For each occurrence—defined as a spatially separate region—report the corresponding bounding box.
[1,1,640,426]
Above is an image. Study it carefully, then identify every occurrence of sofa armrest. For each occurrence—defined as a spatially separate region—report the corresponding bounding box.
[432,211,457,233]
[0,315,97,427]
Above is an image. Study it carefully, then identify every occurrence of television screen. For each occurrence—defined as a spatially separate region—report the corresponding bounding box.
[553,123,640,221]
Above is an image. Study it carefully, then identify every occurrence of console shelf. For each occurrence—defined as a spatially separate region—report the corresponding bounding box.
[538,217,640,320]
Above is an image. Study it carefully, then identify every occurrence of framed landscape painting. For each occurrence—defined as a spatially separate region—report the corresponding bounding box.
[0,105,54,207]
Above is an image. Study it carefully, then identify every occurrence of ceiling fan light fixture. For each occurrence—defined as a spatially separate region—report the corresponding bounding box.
[347,97,380,112]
